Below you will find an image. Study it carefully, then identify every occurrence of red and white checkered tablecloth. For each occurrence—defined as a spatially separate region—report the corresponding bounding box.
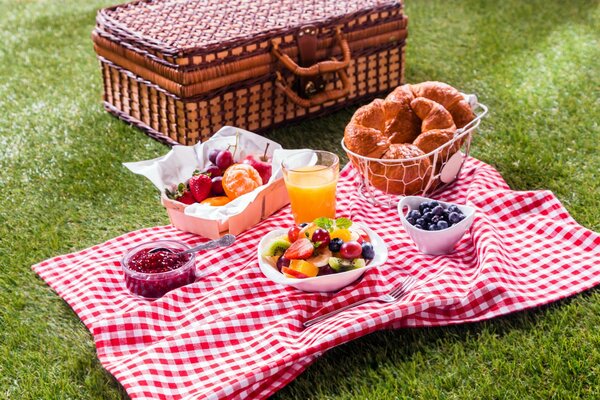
[33,158,600,399]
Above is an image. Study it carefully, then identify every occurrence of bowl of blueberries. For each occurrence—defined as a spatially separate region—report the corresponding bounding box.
[398,196,475,255]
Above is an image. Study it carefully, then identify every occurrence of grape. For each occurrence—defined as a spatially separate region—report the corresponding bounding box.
[203,164,222,177]
[276,256,290,272]
[311,228,330,249]
[328,238,343,252]
[339,241,362,259]
[361,242,375,259]
[318,265,335,276]
[288,225,302,242]
[211,176,224,195]
[208,149,221,164]
[215,150,234,170]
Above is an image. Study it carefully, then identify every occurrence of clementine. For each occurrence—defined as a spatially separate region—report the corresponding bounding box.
[222,164,262,199]
[200,196,231,206]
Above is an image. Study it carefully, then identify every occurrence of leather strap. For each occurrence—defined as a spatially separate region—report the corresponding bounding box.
[271,25,352,107]
[296,25,324,97]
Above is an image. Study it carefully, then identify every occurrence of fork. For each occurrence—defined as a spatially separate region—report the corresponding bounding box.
[303,276,417,328]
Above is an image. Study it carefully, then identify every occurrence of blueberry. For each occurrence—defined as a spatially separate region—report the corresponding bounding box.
[361,242,375,260]
[429,201,440,209]
[432,205,444,216]
[421,207,431,216]
[407,217,416,225]
[437,220,449,230]
[408,210,421,219]
[414,224,424,230]
[416,218,426,226]
[431,215,441,224]
[423,212,433,221]
[328,238,343,252]
[449,212,463,224]
[428,224,439,231]
[419,202,429,213]
[448,205,460,213]
[299,222,309,228]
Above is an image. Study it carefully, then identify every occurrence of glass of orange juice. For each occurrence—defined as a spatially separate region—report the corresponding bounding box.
[282,150,339,224]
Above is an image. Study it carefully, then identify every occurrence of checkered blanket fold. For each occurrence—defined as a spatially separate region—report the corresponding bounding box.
[33,158,600,399]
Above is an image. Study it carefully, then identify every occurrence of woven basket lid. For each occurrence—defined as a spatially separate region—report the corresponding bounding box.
[97,0,402,58]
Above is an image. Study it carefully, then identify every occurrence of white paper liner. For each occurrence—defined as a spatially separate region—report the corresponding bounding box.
[124,126,309,222]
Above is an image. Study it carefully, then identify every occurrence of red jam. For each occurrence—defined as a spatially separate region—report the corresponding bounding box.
[128,248,190,273]
[123,246,195,299]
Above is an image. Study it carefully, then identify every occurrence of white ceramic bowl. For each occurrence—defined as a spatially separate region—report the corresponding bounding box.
[398,196,475,255]
[257,224,388,292]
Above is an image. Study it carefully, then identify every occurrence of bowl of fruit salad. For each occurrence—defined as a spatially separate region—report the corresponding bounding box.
[398,196,475,255]
[258,217,388,292]
[121,240,196,298]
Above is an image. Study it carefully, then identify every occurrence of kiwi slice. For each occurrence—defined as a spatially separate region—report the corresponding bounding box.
[262,238,291,257]
[328,257,367,272]
[328,257,353,272]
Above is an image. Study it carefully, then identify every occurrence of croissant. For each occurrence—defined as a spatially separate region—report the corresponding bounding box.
[410,81,474,129]
[366,144,432,194]
[343,81,475,195]
[410,97,456,133]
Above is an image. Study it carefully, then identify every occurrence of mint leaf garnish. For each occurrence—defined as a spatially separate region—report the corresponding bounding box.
[335,217,352,230]
[313,217,334,231]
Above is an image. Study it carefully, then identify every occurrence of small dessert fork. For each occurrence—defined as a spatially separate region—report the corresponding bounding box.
[303,275,417,328]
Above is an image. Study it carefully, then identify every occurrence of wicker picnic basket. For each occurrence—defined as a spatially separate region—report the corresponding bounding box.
[92,0,408,145]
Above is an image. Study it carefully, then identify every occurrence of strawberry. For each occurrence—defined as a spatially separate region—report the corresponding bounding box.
[177,190,196,205]
[283,238,314,260]
[165,183,196,205]
[188,170,212,202]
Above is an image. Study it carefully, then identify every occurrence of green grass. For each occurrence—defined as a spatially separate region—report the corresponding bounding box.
[0,0,598,398]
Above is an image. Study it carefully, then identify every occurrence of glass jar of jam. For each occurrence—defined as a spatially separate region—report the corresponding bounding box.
[121,240,196,298]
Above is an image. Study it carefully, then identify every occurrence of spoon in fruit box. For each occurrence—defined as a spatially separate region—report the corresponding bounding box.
[149,234,236,256]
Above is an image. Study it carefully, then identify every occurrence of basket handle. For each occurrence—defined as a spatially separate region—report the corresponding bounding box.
[274,68,350,108]
[271,26,351,107]
[270,26,351,76]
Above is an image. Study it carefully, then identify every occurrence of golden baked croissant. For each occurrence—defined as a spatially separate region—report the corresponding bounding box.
[410,81,474,129]
[343,81,475,195]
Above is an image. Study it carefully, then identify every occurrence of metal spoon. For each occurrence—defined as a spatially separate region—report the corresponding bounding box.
[149,234,236,256]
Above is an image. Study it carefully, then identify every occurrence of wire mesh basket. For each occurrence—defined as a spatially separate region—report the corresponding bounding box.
[342,95,488,208]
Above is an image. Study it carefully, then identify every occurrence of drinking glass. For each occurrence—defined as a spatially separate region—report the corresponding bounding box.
[282,150,339,224]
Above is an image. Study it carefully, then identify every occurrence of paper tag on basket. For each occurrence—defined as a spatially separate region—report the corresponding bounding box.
[123,126,306,222]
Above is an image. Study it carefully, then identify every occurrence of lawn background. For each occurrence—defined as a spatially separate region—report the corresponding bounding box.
[0,0,598,399]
